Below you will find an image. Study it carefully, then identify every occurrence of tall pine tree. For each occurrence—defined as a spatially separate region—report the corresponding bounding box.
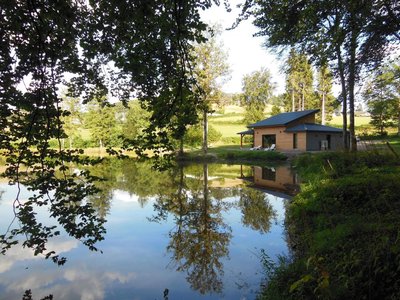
[316,64,336,124]
[284,49,315,112]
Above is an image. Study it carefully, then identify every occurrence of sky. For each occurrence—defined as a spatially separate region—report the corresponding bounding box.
[201,3,286,95]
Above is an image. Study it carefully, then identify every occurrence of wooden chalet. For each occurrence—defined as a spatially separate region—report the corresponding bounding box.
[238,109,345,151]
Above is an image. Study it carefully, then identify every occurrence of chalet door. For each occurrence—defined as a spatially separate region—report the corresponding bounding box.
[327,134,331,149]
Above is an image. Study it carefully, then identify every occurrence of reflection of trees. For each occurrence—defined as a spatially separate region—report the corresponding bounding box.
[238,187,277,234]
[119,160,170,207]
[85,158,171,214]
[151,163,232,295]
[1,163,106,264]
[85,159,120,218]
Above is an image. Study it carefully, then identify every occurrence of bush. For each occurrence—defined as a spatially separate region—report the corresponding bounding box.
[221,136,241,145]
[259,153,400,299]
[183,124,222,147]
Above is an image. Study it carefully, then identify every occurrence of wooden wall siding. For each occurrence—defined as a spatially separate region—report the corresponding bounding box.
[253,166,296,192]
[297,132,307,150]
[252,114,316,151]
[306,132,344,151]
[253,127,307,150]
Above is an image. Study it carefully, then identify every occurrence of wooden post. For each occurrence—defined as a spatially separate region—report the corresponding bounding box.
[203,108,208,155]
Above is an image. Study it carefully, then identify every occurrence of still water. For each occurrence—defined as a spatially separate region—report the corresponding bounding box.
[0,161,298,300]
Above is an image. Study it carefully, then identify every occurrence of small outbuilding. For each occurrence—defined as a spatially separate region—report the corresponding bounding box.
[238,109,345,151]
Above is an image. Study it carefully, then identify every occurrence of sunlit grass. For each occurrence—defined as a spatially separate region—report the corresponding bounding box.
[327,115,371,127]
[209,113,245,123]
[211,123,248,138]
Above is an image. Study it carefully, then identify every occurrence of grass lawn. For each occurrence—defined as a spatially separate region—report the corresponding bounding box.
[181,144,287,163]
[222,105,245,114]
[327,115,371,127]
[211,123,248,138]
[209,109,247,142]
[209,113,244,123]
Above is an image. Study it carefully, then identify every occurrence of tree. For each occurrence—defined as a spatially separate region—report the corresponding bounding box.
[284,49,315,112]
[192,27,230,154]
[363,63,400,135]
[239,0,400,150]
[283,51,336,122]
[238,187,276,234]
[1,0,227,263]
[242,68,274,124]
[85,99,121,148]
[183,124,222,148]
[0,0,106,264]
[316,64,336,124]
[60,94,83,149]
[121,100,151,141]
[150,164,232,294]
[390,62,400,135]
[270,105,282,116]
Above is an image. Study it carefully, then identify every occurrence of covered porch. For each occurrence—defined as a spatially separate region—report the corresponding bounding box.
[237,129,254,149]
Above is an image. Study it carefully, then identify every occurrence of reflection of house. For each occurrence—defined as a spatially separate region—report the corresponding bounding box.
[239,165,300,196]
[238,109,345,151]
[253,166,299,195]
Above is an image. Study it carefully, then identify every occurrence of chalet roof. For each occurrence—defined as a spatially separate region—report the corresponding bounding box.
[237,129,254,135]
[247,109,319,128]
[285,123,342,133]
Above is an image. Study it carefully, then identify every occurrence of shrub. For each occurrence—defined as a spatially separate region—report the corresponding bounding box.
[183,124,222,147]
[259,153,400,299]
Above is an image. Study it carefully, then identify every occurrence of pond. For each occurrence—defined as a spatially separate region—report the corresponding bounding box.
[0,160,299,300]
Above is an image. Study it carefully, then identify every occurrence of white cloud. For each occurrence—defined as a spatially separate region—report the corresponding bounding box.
[0,239,78,274]
[0,264,137,300]
[201,2,285,95]
[112,189,139,203]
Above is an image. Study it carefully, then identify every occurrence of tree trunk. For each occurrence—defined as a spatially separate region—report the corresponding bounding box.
[348,28,358,152]
[203,163,208,199]
[292,89,295,112]
[336,46,348,150]
[202,108,208,155]
[203,163,209,218]
[321,92,326,125]
[398,103,400,136]
[179,137,184,156]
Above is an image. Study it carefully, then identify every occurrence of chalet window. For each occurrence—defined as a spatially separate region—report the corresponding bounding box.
[262,134,276,148]
[293,133,298,149]
[262,167,276,181]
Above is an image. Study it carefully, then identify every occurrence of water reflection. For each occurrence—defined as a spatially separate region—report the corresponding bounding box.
[238,187,277,234]
[239,165,300,197]
[151,164,233,294]
[0,160,296,299]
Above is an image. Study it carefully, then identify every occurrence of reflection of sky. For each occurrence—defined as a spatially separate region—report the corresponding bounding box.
[0,182,289,300]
